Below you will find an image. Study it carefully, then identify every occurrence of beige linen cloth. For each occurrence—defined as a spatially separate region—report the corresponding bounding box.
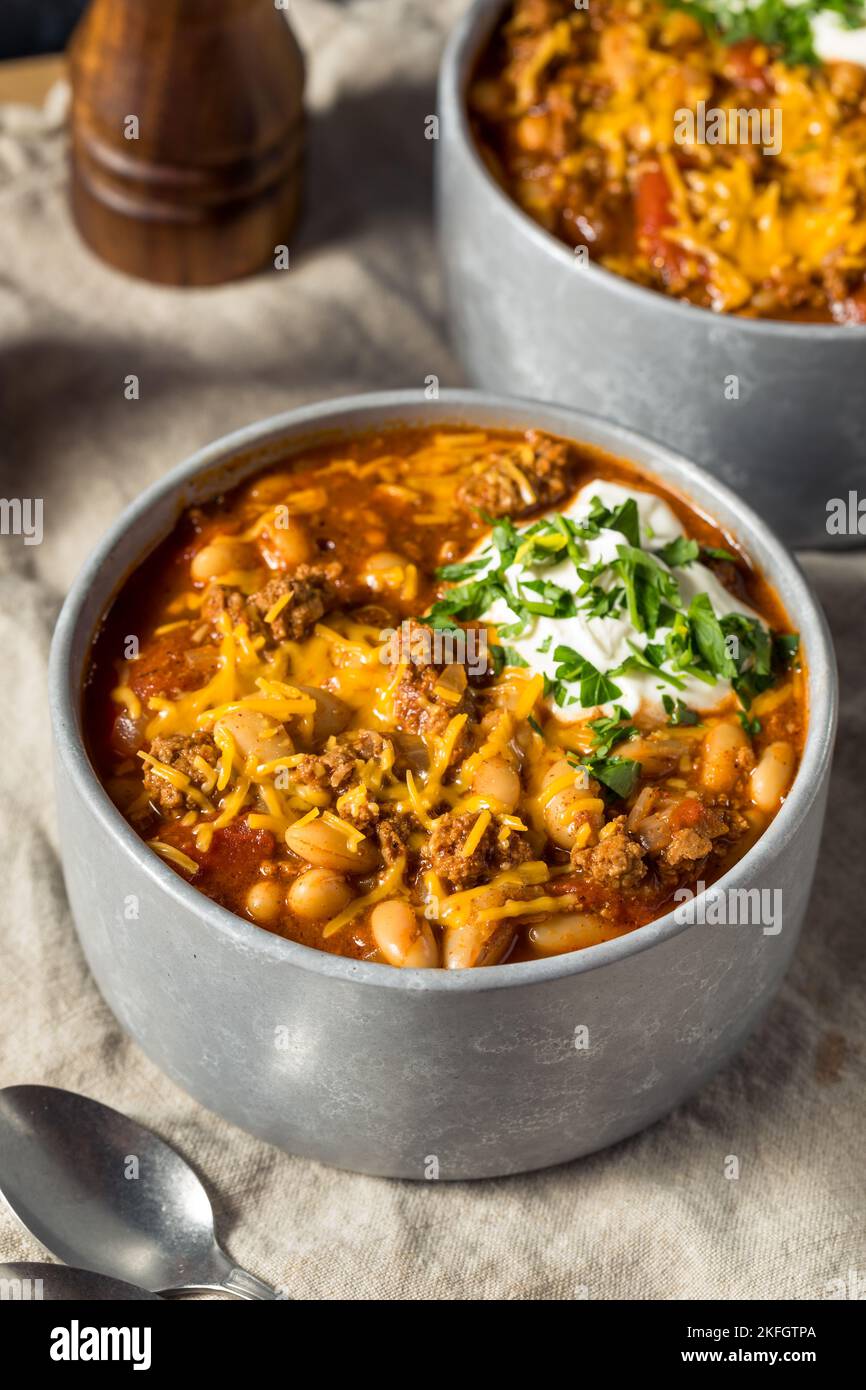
[0,0,863,1301]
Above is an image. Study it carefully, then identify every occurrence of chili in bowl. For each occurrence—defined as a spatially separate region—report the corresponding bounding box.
[436,1,866,548]
[470,0,866,323]
[86,417,805,969]
[50,391,836,1177]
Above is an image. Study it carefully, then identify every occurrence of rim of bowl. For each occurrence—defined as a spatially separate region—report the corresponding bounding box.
[49,388,838,995]
[439,0,866,341]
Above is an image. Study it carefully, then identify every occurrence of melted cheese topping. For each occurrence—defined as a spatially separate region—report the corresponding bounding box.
[474,0,866,315]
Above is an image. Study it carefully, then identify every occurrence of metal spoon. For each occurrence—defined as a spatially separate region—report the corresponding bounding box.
[0,1261,162,1300]
[0,1085,278,1299]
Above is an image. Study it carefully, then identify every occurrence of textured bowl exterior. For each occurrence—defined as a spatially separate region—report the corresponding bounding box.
[49,391,836,1179]
[437,0,866,550]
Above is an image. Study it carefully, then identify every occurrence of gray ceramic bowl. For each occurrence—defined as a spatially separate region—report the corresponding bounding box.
[49,390,836,1180]
[437,0,866,550]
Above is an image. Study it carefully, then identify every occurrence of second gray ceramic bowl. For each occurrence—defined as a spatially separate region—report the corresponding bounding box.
[49,390,836,1179]
[437,0,866,550]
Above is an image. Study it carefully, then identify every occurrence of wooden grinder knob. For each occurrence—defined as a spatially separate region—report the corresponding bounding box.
[69,0,305,286]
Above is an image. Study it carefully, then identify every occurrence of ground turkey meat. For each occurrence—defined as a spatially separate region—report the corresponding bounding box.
[425,809,532,892]
[251,563,342,641]
[571,801,734,890]
[203,562,341,644]
[570,815,647,891]
[294,731,393,792]
[200,584,262,635]
[143,733,218,814]
[294,732,410,863]
[658,802,731,874]
[389,622,479,764]
[663,828,715,870]
[457,431,574,518]
[341,802,412,864]
[376,817,412,866]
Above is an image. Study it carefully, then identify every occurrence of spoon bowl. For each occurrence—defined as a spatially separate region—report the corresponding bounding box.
[0,1086,276,1298]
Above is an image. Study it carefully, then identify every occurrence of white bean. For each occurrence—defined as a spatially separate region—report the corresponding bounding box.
[370,900,438,968]
[245,879,284,925]
[190,537,254,583]
[541,759,604,850]
[528,912,605,956]
[750,741,795,812]
[471,755,521,812]
[285,817,380,874]
[701,720,749,794]
[288,868,352,921]
[442,912,514,969]
[260,518,311,569]
[246,472,294,504]
[363,551,407,592]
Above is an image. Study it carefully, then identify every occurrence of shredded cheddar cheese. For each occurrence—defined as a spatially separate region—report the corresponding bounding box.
[111,685,142,721]
[148,841,199,876]
[472,0,866,320]
[461,809,492,857]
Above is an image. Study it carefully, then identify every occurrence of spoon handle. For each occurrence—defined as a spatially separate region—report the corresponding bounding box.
[219,1266,281,1300]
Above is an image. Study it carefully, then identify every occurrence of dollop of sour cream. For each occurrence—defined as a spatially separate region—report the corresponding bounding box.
[811,13,866,67]
[470,480,762,721]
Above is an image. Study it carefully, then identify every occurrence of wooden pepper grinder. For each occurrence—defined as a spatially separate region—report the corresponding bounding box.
[69,0,305,286]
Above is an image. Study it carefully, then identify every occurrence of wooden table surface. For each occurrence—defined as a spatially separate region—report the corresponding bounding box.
[0,53,67,106]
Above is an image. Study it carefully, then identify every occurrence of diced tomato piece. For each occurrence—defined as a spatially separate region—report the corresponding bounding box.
[722,40,772,94]
[635,165,688,279]
[668,798,705,832]
[128,627,219,701]
[635,163,714,293]
[636,166,675,243]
